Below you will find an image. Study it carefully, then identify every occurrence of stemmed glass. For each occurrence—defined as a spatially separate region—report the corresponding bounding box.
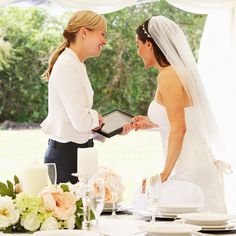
[106,169,120,218]
[45,163,57,186]
[145,174,162,223]
[90,177,105,232]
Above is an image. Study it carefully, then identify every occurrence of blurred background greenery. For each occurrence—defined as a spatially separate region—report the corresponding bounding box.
[0,0,206,123]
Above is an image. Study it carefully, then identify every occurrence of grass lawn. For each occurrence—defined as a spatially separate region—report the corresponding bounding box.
[0,129,163,203]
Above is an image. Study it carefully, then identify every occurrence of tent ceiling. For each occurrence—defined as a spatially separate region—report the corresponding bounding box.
[0,0,158,14]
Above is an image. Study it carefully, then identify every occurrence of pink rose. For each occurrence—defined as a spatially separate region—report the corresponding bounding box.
[39,187,76,220]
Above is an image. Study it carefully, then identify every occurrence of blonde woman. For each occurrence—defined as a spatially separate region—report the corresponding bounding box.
[41,10,106,184]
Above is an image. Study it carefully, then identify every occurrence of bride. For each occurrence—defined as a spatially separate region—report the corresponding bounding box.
[123,16,231,213]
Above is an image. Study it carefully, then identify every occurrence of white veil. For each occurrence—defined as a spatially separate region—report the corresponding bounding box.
[148,16,220,151]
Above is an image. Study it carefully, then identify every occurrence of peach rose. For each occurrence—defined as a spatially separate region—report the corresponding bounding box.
[98,167,124,203]
[104,185,112,202]
[39,187,76,221]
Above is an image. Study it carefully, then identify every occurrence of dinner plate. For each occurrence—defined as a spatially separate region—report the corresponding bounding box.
[34,230,99,236]
[178,213,234,226]
[139,222,201,236]
[200,222,236,231]
[131,209,177,220]
[158,204,202,214]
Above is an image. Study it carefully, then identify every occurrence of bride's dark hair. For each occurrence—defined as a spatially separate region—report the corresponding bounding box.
[136,19,170,67]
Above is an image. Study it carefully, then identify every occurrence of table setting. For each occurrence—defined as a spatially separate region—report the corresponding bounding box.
[1,147,236,236]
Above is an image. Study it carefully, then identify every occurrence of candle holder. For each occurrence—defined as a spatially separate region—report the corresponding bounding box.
[79,175,93,230]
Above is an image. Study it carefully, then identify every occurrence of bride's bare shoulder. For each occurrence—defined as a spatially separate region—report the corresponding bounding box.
[158,66,178,78]
[158,66,180,85]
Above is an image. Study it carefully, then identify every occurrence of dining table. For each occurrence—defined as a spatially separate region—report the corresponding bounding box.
[1,213,236,236]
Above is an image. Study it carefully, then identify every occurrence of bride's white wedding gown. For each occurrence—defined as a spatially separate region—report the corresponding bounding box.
[147,100,226,213]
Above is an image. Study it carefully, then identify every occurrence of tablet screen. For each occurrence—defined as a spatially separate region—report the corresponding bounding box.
[100,110,133,134]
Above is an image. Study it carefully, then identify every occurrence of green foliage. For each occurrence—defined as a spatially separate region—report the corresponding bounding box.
[0,3,206,122]
[0,8,63,122]
[0,175,18,198]
[60,184,70,192]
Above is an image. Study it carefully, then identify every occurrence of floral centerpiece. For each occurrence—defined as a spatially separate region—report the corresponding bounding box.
[0,176,94,233]
[98,167,125,204]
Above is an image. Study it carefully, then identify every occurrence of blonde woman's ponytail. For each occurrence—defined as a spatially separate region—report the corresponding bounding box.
[43,40,69,80]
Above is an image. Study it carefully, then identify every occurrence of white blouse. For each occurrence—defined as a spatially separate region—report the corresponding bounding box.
[41,47,99,144]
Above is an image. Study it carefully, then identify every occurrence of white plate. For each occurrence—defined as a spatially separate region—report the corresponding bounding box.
[34,230,99,236]
[139,222,201,236]
[178,213,234,226]
[201,222,236,231]
[131,209,177,219]
[159,212,178,218]
[159,204,202,214]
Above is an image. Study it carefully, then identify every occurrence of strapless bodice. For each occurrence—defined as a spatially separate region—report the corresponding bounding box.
[148,100,202,131]
[148,100,206,157]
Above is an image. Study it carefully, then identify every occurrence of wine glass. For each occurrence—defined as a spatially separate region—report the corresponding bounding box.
[90,177,105,231]
[145,174,162,223]
[45,163,57,186]
[106,169,120,218]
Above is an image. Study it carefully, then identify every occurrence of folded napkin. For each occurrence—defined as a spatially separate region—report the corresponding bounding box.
[132,179,204,212]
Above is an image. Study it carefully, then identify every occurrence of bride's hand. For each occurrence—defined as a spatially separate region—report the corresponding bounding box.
[133,115,156,131]
[120,122,134,135]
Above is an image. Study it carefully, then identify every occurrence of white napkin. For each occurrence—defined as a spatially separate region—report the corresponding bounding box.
[132,179,204,212]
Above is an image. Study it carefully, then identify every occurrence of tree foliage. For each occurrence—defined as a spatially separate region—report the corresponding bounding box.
[0,1,206,122]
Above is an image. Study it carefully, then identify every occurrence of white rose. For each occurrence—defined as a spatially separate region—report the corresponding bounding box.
[0,196,19,229]
[21,212,40,231]
[65,214,75,229]
[40,216,59,231]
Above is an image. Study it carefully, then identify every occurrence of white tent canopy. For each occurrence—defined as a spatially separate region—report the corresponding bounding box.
[1,0,236,213]
[0,0,236,13]
[0,0,158,13]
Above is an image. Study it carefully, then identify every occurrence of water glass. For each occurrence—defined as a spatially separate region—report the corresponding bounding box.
[90,177,105,231]
[107,172,120,218]
[145,174,162,223]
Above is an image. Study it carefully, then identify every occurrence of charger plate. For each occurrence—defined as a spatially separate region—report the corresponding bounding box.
[139,222,201,236]
[178,213,234,226]
[159,204,202,214]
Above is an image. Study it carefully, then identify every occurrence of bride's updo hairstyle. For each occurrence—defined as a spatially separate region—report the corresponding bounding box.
[136,19,170,67]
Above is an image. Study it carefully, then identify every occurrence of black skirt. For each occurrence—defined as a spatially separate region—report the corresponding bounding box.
[44,138,94,184]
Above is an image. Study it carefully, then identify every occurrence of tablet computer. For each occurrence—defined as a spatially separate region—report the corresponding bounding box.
[95,110,133,138]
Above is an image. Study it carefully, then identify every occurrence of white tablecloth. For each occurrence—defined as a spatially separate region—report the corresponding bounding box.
[1,215,236,236]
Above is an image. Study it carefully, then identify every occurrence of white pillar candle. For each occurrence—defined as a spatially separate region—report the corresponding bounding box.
[77,148,98,176]
[22,162,48,196]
